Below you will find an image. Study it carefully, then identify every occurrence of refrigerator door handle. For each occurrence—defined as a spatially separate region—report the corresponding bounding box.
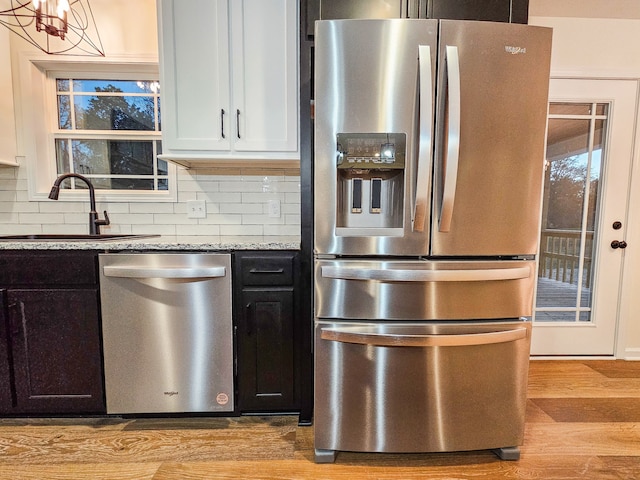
[321,327,528,347]
[321,265,530,282]
[413,44,432,233]
[440,45,461,233]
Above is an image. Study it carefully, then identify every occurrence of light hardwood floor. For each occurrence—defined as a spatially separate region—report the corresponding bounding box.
[1,360,639,479]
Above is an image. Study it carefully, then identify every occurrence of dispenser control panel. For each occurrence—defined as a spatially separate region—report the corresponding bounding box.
[336,133,406,169]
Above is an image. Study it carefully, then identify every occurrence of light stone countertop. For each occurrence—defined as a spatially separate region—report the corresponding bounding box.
[0,235,301,251]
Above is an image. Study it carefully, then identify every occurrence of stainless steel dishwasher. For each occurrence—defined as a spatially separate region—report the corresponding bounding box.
[99,253,233,414]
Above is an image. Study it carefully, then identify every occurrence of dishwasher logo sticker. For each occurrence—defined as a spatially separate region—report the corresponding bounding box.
[216,393,229,406]
[164,391,179,397]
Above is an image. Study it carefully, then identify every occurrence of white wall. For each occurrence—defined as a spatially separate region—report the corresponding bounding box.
[530,4,640,358]
[0,0,300,239]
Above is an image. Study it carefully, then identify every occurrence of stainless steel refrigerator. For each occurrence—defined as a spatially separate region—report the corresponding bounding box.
[313,19,552,462]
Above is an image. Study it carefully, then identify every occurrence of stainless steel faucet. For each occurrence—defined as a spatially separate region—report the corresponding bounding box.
[48,173,110,235]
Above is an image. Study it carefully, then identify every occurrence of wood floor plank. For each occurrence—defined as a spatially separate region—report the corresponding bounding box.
[532,398,640,422]
[522,423,640,456]
[583,360,640,378]
[0,464,160,480]
[0,416,297,465]
[528,360,640,398]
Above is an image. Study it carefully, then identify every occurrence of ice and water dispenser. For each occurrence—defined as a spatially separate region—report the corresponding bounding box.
[335,133,405,231]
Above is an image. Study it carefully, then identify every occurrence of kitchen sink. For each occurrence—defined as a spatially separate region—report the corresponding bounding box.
[0,234,159,241]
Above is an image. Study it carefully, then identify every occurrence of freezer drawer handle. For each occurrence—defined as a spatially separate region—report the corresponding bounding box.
[439,45,461,233]
[321,327,527,347]
[321,265,530,282]
[103,266,226,279]
[413,45,432,233]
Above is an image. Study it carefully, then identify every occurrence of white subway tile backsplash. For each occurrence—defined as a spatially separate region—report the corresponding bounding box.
[220,224,264,236]
[220,203,263,214]
[0,166,301,238]
[129,203,175,214]
[18,213,65,224]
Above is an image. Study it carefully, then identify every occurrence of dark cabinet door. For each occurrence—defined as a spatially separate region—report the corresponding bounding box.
[3,288,105,414]
[0,289,13,412]
[237,289,295,411]
[427,0,528,23]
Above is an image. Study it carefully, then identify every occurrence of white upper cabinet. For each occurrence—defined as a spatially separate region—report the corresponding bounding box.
[158,0,299,167]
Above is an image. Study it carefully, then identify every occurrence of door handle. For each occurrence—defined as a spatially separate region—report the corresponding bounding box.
[236,109,241,139]
[321,327,527,347]
[611,240,628,249]
[221,109,226,139]
[440,45,461,233]
[321,265,530,282]
[413,45,433,233]
[103,266,226,279]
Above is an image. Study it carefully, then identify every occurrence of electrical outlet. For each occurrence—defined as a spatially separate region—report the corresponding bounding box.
[268,199,281,218]
[187,200,206,219]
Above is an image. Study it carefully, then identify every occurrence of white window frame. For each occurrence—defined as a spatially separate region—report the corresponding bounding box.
[15,53,177,203]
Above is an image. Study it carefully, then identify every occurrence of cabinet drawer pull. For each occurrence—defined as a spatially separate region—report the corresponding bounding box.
[221,109,226,139]
[249,268,285,274]
[236,109,241,139]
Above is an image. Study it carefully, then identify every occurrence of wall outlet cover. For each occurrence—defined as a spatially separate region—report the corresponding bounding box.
[187,200,207,219]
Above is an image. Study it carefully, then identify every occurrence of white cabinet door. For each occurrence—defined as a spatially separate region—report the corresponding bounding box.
[158,0,299,163]
[230,0,298,154]
[158,0,231,152]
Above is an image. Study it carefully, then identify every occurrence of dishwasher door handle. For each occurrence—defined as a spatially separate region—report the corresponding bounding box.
[321,327,527,347]
[102,265,227,279]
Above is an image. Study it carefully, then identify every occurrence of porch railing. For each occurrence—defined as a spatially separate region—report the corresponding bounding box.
[538,229,594,287]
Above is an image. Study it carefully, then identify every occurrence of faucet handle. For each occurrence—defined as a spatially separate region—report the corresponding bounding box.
[96,210,110,227]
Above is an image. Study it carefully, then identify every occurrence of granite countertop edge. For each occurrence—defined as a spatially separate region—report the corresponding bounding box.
[0,236,301,251]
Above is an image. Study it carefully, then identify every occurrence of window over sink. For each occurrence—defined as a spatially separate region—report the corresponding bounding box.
[53,77,168,192]
[15,56,177,202]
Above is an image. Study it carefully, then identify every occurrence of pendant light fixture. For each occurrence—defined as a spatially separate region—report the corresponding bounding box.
[0,0,104,56]
[33,0,70,40]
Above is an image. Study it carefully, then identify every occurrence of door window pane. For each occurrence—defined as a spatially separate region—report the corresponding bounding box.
[535,103,608,323]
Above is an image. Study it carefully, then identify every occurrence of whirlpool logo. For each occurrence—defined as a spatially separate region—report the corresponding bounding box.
[164,391,179,397]
[505,46,527,55]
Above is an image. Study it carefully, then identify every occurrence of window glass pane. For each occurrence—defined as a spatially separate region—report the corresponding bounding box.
[595,103,608,116]
[109,140,155,175]
[72,79,157,94]
[71,140,155,175]
[158,160,168,175]
[56,79,70,92]
[58,95,71,129]
[158,179,169,191]
[108,178,156,190]
[55,139,70,173]
[73,95,155,131]
[548,103,592,115]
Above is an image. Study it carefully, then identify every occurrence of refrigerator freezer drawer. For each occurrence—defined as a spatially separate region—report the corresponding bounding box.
[315,259,536,320]
[314,320,531,455]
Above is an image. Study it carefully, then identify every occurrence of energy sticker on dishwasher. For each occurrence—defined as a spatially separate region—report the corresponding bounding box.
[216,393,229,406]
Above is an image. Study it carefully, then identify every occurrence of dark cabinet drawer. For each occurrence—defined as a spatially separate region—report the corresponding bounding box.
[0,251,98,286]
[239,252,295,286]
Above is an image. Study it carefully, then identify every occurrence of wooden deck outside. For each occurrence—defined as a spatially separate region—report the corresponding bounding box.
[534,277,592,322]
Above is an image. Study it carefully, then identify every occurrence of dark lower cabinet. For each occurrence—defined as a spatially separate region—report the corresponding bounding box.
[0,251,105,415]
[234,251,301,413]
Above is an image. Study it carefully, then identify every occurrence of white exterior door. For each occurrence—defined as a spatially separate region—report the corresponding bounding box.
[531,78,637,355]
